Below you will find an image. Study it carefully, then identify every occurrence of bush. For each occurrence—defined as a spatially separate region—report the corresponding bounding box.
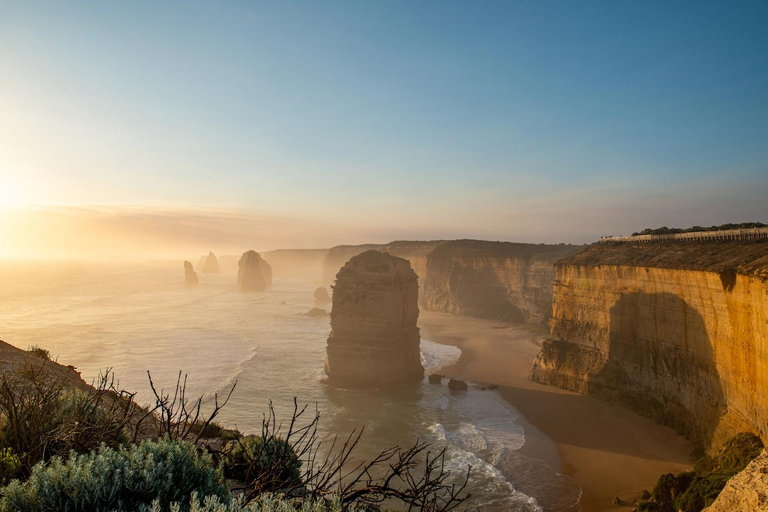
[224,435,302,493]
[0,448,20,486]
[25,346,51,361]
[143,493,353,512]
[640,433,764,512]
[0,438,227,512]
[0,365,134,475]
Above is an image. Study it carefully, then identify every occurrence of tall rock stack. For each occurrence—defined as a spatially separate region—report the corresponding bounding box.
[238,250,272,291]
[202,252,221,274]
[325,250,424,388]
[183,261,198,284]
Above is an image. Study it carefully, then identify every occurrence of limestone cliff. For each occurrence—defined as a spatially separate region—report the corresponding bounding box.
[183,261,198,284]
[530,240,768,451]
[237,250,272,292]
[262,249,329,281]
[704,449,768,511]
[324,250,424,388]
[201,252,221,274]
[321,241,444,288]
[422,240,584,324]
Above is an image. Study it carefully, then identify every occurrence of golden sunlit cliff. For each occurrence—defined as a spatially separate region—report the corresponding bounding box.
[531,240,768,452]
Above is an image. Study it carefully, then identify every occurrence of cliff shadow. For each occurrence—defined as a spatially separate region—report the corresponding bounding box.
[597,291,725,449]
[447,265,527,324]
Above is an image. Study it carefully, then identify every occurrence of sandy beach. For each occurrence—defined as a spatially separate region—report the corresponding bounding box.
[418,311,693,512]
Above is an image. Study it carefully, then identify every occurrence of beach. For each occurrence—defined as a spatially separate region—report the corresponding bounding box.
[419,311,693,512]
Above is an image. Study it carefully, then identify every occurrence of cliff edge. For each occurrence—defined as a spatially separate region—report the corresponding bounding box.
[531,240,768,451]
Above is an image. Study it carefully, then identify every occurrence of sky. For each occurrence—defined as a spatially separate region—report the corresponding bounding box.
[1,1,767,257]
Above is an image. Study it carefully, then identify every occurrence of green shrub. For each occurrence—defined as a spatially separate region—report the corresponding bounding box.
[224,435,302,493]
[142,493,353,512]
[0,448,20,486]
[25,346,51,361]
[0,438,227,512]
[641,433,764,512]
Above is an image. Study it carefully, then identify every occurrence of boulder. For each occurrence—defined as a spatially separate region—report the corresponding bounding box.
[306,308,328,317]
[324,250,424,388]
[184,261,198,284]
[448,379,468,391]
[237,251,272,292]
[428,374,443,384]
[314,287,331,303]
[202,252,221,274]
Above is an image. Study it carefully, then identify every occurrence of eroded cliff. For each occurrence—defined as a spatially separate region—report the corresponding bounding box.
[321,241,443,287]
[422,240,583,324]
[237,250,272,292]
[531,240,768,451]
[324,250,424,388]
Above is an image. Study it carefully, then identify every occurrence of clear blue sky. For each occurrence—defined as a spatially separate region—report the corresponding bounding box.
[1,1,766,252]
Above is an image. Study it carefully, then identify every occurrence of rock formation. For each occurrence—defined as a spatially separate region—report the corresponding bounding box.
[202,252,221,274]
[704,449,768,511]
[306,308,328,317]
[262,249,329,281]
[314,287,331,303]
[324,250,424,388]
[422,240,584,324]
[237,251,272,292]
[530,240,768,452]
[448,379,468,391]
[183,261,198,284]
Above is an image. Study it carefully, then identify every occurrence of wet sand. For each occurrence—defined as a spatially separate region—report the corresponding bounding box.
[418,311,693,512]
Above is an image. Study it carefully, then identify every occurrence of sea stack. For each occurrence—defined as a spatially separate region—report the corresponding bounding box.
[238,250,272,292]
[325,250,424,388]
[202,252,220,274]
[183,261,198,284]
[314,286,331,303]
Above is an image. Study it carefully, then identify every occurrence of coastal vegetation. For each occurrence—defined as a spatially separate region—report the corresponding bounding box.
[638,433,764,512]
[0,351,470,512]
[632,222,767,236]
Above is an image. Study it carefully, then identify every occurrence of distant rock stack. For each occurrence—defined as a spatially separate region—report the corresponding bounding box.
[314,287,331,303]
[202,252,220,274]
[238,250,272,292]
[325,250,424,388]
[184,261,198,284]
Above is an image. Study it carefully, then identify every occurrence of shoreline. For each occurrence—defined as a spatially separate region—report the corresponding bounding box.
[419,311,693,512]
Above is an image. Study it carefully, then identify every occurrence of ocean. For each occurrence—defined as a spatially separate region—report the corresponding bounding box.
[0,260,581,511]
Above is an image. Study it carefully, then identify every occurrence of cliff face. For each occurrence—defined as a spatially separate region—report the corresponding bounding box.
[531,240,768,451]
[237,251,272,292]
[324,250,424,388]
[422,240,584,324]
[321,241,443,287]
[262,249,329,281]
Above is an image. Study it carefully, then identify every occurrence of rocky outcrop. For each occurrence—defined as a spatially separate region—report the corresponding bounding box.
[531,240,768,452]
[262,249,329,281]
[321,241,444,290]
[704,449,768,511]
[237,251,272,292]
[314,287,331,303]
[306,308,328,317]
[324,250,424,388]
[422,240,583,324]
[183,261,198,284]
[201,252,221,274]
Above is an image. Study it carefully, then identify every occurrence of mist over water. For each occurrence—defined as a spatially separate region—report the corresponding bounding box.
[0,260,580,511]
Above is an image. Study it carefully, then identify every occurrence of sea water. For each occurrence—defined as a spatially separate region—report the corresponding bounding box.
[0,260,581,511]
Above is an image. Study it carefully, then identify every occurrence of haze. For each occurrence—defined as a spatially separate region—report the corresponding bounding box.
[1,1,767,259]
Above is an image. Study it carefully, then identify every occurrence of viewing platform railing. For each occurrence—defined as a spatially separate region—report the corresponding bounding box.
[600,227,768,243]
